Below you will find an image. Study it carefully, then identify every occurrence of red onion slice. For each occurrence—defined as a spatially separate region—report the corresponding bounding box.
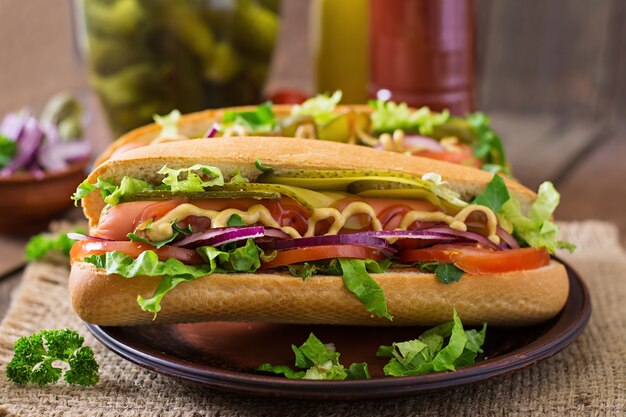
[204,123,220,138]
[263,228,292,239]
[496,226,520,249]
[0,111,30,140]
[402,135,445,152]
[256,234,391,252]
[1,117,43,175]
[67,233,112,241]
[424,227,501,250]
[174,226,265,248]
[38,141,91,171]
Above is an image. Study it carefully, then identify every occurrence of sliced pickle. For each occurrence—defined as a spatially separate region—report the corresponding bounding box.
[318,113,350,142]
[279,115,317,138]
[263,169,424,181]
[260,169,428,191]
[121,190,281,202]
[219,183,339,210]
[430,118,477,144]
[347,180,443,208]
[355,188,461,214]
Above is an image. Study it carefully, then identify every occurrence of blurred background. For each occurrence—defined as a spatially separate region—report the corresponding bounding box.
[0,0,624,243]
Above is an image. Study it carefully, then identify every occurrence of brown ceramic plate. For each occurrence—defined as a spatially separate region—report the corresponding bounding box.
[85,258,590,400]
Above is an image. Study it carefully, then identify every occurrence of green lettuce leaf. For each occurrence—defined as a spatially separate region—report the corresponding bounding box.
[499,181,574,253]
[466,112,509,175]
[84,251,214,315]
[369,99,450,136]
[473,174,510,213]
[291,91,342,126]
[153,109,181,139]
[338,258,392,320]
[0,134,17,168]
[377,309,487,376]
[25,228,87,261]
[104,176,156,205]
[257,333,370,381]
[158,164,224,192]
[418,262,464,284]
[420,172,469,208]
[222,102,276,133]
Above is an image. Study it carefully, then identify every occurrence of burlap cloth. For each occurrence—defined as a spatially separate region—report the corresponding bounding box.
[0,221,624,416]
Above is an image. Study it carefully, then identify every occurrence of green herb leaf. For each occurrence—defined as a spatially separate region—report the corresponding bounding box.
[6,329,99,386]
[434,263,464,284]
[338,258,392,320]
[255,158,273,173]
[0,134,17,168]
[346,362,371,380]
[226,214,247,227]
[288,262,318,280]
[466,112,509,175]
[222,102,276,133]
[473,174,510,213]
[127,221,191,249]
[25,228,87,261]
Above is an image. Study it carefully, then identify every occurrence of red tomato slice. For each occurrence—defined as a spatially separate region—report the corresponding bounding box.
[260,245,384,270]
[70,240,204,265]
[399,244,550,274]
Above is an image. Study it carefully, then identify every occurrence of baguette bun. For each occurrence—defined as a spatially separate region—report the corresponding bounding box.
[73,136,568,328]
[82,137,535,228]
[69,260,569,327]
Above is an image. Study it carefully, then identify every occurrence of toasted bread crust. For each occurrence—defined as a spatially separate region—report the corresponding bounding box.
[69,260,569,327]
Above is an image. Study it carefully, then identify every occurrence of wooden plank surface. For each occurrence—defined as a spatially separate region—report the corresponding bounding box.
[477,0,615,117]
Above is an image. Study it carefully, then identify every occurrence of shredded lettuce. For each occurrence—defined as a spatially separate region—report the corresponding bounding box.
[73,164,249,205]
[421,172,469,208]
[153,109,181,139]
[338,258,392,320]
[369,99,450,136]
[85,250,214,315]
[104,176,155,205]
[84,239,264,315]
[377,309,487,376]
[291,91,342,126]
[25,228,87,261]
[499,181,574,253]
[158,164,225,192]
[222,102,276,133]
[257,333,371,380]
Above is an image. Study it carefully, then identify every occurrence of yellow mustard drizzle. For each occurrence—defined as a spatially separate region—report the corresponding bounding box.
[145,201,500,244]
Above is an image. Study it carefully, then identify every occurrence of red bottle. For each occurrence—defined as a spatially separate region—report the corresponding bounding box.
[369,0,475,115]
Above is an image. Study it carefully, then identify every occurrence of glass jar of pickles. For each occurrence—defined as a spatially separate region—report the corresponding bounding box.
[73,0,281,136]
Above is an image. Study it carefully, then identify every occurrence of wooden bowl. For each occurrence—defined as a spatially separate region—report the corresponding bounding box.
[0,160,89,235]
